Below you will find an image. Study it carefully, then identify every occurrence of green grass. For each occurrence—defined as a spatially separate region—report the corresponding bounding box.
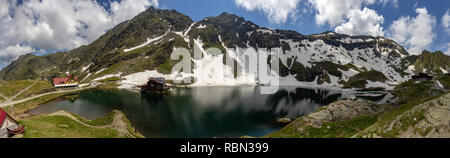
[119,111,145,138]
[267,79,448,138]
[98,77,121,83]
[70,111,116,126]
[393,80,435,104]
[437,75,450,89]
[375,95,442,138]
[0,80,36,97]
[14,80,54,101]
[344,70,388,88]
[20,115,120,138]
[358,80,447,137]
[11,92,79,114]
[413,50,450,74]
[266,115,378,138]
[96,82,120,89]
[156,59,177,74]
[72,110,144,138]
[85,62,125,82]
[369,93,445,138]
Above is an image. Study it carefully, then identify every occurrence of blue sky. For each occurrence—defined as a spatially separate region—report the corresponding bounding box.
[0,0,449,68]
[157,0,449,53]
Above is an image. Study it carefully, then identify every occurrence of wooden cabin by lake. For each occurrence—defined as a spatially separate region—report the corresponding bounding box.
[411,73,434,81]
[53,74,79,88]
[139,77,170,93]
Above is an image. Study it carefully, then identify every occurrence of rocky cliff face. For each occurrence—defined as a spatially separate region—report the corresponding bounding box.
[2,7,447,90]
[412,50,450,74]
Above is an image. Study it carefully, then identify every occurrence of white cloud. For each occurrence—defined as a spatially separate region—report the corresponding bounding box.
[110,0,158,24]
[307,0,376,27]
[445,43,450,55]
[0,44,35,66]
[307,0,403,37]
[335,7,384,37]
[0,0,11,19]
[379,0,398,8]
[388,8,437,55]
[442,9,450,34]
[234,0,301,24]
[0,0,158,67]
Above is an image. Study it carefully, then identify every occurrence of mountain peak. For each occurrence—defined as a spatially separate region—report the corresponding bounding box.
[206,12,245,23]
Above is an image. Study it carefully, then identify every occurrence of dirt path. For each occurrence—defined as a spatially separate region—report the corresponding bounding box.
[0,86,93,108]
[6,81,39,102]
[48,110,136,138]
[0,93,8,102]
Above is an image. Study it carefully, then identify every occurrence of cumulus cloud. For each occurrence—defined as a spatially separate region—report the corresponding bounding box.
[445,43,450,55]
[0,44,35,66]
[379,0,398,8]
[388,8,437,55]
[0,0,158,67]
[0,0,11,19]
[234,0,301,24]
[307,0,403,37]
[335,7,384,37]
[110,0,159,24]
[307,0,376,27]
[442,9,450,34]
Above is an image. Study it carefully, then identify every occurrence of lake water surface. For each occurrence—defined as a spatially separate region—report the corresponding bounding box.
[28,86,392,138]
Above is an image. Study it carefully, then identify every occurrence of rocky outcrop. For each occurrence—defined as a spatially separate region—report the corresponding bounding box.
[301,100,382,128]
[359,92,450,138]
[268,92,450,138]
[267,100,384,138]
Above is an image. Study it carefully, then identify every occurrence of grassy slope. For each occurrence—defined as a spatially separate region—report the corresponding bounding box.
[7,92,77,114]
[413,51,450,74]
[438,75,450,89]
[14,80,54,101]
[20,115,120,138]
[267,77,449,138]
[0,80,36,97]
[343,70,388,88]
[70,111,116,126]
[266,115,378,138]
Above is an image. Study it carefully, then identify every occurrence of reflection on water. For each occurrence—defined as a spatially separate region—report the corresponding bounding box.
[29,86,390,138]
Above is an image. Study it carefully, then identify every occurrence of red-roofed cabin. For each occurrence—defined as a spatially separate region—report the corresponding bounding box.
[53,74,79,88]
[1,108,25,138]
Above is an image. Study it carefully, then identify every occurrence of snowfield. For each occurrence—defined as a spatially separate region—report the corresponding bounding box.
[93,72,122,82]
[123,30,169,52]
[88,30,412,91]
[118,70,171,89]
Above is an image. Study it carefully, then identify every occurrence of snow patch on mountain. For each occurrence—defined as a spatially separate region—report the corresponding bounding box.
[367,81,394,90]
[197,24,206,29]
[81,63,92,72]
[93,72,122,82]
[190,38,258,86]
[95,68,107,74]
[440,67,448,74]
[339,37,364,43]
[118,70,171,89]
[257,28,274,34]
[123,30,169,52]
[82,73,91,82]
[340,69,359,82]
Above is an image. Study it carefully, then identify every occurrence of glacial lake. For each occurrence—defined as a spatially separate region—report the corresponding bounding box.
[28,86,393,138]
